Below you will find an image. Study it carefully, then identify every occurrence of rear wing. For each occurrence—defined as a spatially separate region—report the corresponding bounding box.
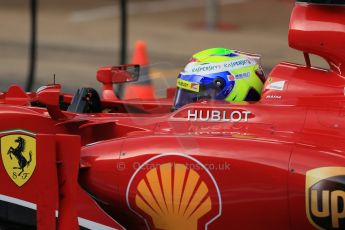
[261,0,345,105]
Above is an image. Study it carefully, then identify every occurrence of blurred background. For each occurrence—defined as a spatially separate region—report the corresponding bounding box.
[0,0,303,97]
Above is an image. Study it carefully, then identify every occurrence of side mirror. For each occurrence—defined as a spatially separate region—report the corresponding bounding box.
[97,64,140,84]
[96,64,140,100]
[36,84,67,120]
[36,84,61,106]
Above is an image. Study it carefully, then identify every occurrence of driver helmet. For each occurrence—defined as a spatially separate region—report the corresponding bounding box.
[173,48,265,110]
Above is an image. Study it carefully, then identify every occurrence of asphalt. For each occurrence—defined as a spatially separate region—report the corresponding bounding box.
[0,0,311,97]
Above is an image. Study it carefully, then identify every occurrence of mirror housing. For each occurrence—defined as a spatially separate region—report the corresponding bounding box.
[96,64,140,100]
[36,84,61,106]
[97,64,140,84]
[36,84,67,120]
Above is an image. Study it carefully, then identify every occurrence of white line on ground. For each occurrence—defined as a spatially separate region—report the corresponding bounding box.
[70,0,246,23]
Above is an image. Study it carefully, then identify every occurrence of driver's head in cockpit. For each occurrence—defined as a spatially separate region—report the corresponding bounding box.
[173,48,266,110]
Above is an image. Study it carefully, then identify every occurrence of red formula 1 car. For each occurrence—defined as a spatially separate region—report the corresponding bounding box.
[0,1,345,229]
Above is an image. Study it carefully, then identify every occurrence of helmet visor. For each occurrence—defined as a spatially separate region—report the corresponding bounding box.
[173,86,218,110]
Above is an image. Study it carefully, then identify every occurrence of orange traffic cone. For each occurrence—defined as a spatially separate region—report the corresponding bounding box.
[124,41,155,100]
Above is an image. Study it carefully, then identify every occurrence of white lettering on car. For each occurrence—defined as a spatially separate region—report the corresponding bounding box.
[187,110,251,122]
[265,95,282,100]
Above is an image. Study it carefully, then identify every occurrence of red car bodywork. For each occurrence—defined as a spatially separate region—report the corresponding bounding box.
[0,2,345,230]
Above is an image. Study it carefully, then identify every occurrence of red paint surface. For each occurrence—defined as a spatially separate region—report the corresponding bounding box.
[0,2,345,230]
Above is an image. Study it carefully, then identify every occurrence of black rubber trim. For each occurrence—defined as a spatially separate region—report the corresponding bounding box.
[0,200,36,227]
[0,200,95,230]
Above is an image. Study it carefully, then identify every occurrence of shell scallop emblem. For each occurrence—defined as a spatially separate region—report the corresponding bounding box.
[126,153,222,230]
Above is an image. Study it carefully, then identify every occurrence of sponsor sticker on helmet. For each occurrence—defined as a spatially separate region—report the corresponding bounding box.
[177,79,200,92]
[184,59,255,76]
[235,72,250,80]
[306,167,345,229]
[227,74,235,81]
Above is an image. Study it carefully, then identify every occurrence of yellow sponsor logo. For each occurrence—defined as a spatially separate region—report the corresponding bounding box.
[177,79,200,92]
[306,167,345,230]
[126,153,222,230]
[1,132,36,187]
[135,163,211,230]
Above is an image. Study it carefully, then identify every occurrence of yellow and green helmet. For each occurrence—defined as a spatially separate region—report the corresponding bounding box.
[173,48,265,110]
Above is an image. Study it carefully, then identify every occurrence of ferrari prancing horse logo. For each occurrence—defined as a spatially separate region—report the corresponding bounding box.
[1,130,36,187]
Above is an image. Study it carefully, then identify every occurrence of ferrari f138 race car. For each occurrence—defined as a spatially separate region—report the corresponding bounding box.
[0,0,345,229]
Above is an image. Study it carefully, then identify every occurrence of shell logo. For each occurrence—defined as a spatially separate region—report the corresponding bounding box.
[126,153,222,230]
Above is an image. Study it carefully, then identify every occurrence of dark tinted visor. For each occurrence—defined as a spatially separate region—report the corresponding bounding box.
[173,86,219,110]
